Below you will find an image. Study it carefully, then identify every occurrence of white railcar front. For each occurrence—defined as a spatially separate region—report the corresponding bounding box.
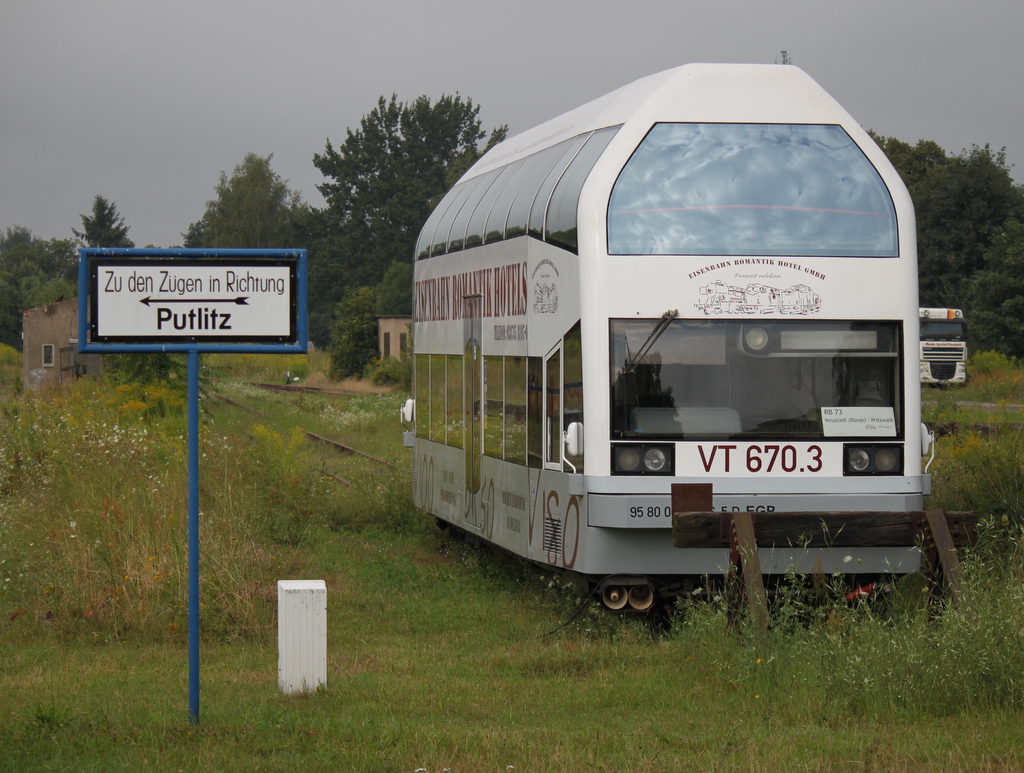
[408,64,927,607]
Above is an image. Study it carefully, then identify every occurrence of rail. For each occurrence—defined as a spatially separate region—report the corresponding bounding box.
[206,389,413,482]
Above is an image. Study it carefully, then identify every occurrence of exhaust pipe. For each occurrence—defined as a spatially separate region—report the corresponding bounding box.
[601,585,629,610]
[628,584,655,611]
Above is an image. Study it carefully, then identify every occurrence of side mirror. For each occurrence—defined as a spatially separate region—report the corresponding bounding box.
[920,422,934,455]
[401,398,415,426]
[564,421,584,458]
[921,422,936,474]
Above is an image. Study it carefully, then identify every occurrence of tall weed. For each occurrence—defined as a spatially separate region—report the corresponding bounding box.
[0,380,316,642]
[247,424,331,545]
[0,342,21,395]
[203,351,321,382]
[671,526,1024,720]
[929,427,1024,522]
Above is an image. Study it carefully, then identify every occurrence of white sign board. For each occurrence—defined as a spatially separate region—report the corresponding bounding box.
[91,260,294,342]
[820,407,897,437]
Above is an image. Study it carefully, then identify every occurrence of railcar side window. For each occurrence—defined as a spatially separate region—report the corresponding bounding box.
[445,354,463,448]
[484,356,504,459]
[416,126,621,258]
[504,356,528,465]
[608,124,898,257]
[527,357,543,468]
[484,155,544,244]
[545,347,562,468]
[429,354,445,443]
[563,322,584,472]
[415,355,430,439]
[449,169,501,252]
[527,135,590,240]
[508,140,577,240]
[546,127,619,253]
[465,162,521,249]
[430,177,486,256]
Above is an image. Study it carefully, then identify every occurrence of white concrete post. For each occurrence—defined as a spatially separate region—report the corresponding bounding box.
[277,580,327,694]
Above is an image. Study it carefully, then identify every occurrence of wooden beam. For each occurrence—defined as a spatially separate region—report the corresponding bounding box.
[673,510,977,549]
[728,513,770,636]
[912,508,966,611]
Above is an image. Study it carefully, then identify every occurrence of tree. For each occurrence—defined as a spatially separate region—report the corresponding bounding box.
[376,260,413,316]
[0,232,77,349]
[199,153,304,248]
[73,195,134,247]
[0,273,21,350]
[870,134,948,191]
[969,220,1024,358]
[872,135,1024,309]
[181,215,207,248]
[308,94,505,345]
[0,225,34,263]
[915,146,1024,308]
[328,286,379,379]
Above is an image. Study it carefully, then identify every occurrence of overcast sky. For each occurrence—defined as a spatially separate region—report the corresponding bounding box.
[3,0,1021,249]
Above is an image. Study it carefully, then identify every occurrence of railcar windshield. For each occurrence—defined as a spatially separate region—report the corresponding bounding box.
[919,320,966,340]
[608,124,898,257]
[610,319,902,439]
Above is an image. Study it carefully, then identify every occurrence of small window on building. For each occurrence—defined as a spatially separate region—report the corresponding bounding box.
[42,344,55,367]
[383,332,391,359]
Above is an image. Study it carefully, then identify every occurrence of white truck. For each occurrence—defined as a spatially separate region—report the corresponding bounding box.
[919,308,967,385]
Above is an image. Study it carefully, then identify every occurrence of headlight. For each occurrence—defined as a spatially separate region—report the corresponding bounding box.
[613,444,674,475]
[849,448,871,472]
[617,447,641,472]
[874,447,899,472]
[644,447,667,472]
[744,326,770,351]
[844,445,903,475]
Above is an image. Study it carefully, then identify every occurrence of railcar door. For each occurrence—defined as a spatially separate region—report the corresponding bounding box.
[463,294,483,529]
[544,344,562,470]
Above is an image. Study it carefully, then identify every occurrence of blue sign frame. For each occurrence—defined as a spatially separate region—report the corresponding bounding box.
[78,247,308,353]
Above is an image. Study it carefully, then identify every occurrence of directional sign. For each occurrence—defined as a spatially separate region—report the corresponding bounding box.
[87,256,298,344]
[77,248,307,726]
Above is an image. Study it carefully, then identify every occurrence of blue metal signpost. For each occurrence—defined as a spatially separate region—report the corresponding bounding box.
[78,248,307,725]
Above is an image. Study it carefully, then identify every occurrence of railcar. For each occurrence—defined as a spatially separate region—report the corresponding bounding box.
[403,63,929,610]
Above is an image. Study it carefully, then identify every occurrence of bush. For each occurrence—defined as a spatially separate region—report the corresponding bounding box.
[0,342,20,366]
[328,287,379,379]
[0,342,21,394]
[929,427,1024,524]
[968,350,1017,379]
[366,356,411,388]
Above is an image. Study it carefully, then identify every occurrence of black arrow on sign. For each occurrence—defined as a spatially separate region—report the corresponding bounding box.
[140,296,249,306]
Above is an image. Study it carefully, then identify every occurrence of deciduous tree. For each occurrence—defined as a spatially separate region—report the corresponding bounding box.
[376,260,413,317]
[0,231,77,349]
[872,134,1024,309]
[328,286,379,379]
[969,220,1024,358]
[309,94,505,346]
[198,153,305,249]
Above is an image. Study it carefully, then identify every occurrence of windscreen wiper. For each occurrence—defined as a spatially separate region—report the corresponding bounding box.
[623,309,678,374]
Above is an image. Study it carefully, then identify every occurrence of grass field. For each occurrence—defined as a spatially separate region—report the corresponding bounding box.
[2,352,1024,771]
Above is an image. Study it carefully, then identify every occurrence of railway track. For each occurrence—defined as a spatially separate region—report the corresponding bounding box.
[929,421,1024,438]
[250,381,371,396]
[206,386,412,484]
